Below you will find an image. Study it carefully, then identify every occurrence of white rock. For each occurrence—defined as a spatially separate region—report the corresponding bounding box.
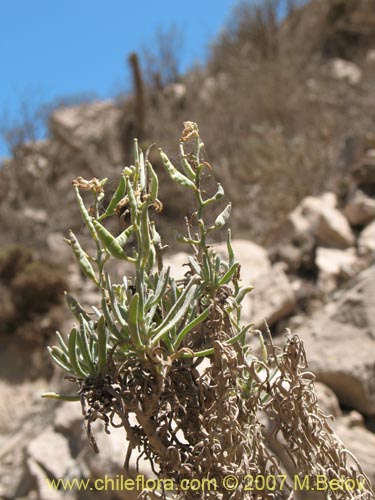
[344,191,375,226]
[288,192,355,248]
[358,220,375,255]
[164,240,271,283]
[316,247,359,293]
[246,264,296,328]
[332,415,375,485]
[331,58,362,85]
[295,266,375,415]
[27,427,75,479]
[214,239,271,280]
[316,205,355,248]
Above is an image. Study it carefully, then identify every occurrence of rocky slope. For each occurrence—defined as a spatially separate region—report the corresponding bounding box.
[0,0,374,498]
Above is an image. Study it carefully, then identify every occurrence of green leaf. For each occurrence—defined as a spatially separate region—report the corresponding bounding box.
[173,306,210,349]
[68,328,89,378]
[97,315,108,371]
[41,392,80,402]
[218,262,239,286]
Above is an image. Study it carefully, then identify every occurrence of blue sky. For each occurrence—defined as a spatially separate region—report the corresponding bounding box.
[0,0,242,157]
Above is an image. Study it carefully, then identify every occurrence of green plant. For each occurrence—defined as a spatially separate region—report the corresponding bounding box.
[44,123,374,500]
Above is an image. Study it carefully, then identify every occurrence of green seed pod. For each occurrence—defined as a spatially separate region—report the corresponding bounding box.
[74,187,98,241]
[65,292,91,322]
[140,203,151,267]
[214,203,232,228]
[93,220,126,259]
[147,161,159,201]
[99,175,127,220]
[127,182,138,223]
[159,149,197,191]
[116,225,134,247]
[203,183,225,206]
[68,231,99,285]
[179,143,196,180]
[234,286,253,305]
[226,229,235,267]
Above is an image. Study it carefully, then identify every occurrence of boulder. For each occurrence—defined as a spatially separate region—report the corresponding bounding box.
[214,239,271,280]
[27,426,79,500]
[332,413,375,485]
[358,220,375,255]
[289,193,355,249]
[316,205,355,248]
[344,190,375,226]
[84,419,155,500]
[295,266,375,415]
[315,247,359,293]
[164,239,271,283]
[246,264,296,328]
[314,382,342,418]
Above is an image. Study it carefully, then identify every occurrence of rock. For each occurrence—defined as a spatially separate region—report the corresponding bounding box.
[314,382,342,418]
[27,426,78,500]
[358,220,375,255]
[316,205,355,248]
[164,239,271,283]
[315,247,359,293]
[214,239,271,280]
[288,193,355,249]
[295,266,375,415]
[246,264,296,328]
[84,420,155,500]
[27,427,75,480]
[332,415,375,485]
[54,401,84,439]
[344,190,375,226]
[330,58,362,85]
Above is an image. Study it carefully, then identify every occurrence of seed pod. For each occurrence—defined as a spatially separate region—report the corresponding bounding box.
[140,203,151,267]
[226,229,235,267]
[234,286,253,305]
[214,203,232,228]
[93,220,126,259]
[179,143,196,180]
[203,183,224,206]
[159,149,197,191]
[116,225,134,248]
[74,187,98,241]
[127,182,138,222]
[65,292,91,322]
[68,231,99,285]
[99,175,127,220]
[147,161,159,200]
